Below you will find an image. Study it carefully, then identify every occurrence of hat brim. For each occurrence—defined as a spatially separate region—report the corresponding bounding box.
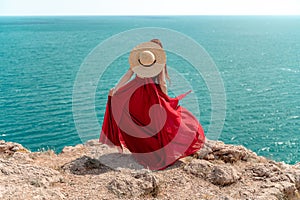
[129,42,166,78]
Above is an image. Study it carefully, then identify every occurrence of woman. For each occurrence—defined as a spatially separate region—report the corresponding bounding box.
[99,39,205,170]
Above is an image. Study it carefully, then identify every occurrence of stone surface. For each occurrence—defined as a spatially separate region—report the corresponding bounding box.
[0,159,65,199]
[107,170,159,198]
[0,140,29,155]
[209,164,240,186]
[0,139,299,199]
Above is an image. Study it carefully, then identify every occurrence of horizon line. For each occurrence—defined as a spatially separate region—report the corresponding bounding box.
[1,14,300,17]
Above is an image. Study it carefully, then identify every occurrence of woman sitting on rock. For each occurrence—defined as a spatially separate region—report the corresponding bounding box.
[99,39,205,170]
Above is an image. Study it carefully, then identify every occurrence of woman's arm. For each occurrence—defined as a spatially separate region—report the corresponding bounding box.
[158,67,168,95]
[110,69,134,96]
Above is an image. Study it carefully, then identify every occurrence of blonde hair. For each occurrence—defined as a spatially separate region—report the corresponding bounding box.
[150,39,170,83]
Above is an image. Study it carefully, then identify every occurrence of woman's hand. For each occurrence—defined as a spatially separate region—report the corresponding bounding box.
[108,87,115,96]
[108,69,133,96]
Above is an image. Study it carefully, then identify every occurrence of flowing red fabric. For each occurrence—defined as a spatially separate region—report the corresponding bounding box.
[99,76,205,170]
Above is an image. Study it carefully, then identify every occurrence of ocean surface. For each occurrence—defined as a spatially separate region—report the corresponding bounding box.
[0,16,299,164]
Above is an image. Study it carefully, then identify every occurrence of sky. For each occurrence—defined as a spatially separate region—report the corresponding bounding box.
[0,0,300,16]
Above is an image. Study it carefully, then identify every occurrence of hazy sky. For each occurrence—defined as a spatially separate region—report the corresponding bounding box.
[1,0,300,16]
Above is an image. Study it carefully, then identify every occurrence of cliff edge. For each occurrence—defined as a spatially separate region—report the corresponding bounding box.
[0,139,299,200]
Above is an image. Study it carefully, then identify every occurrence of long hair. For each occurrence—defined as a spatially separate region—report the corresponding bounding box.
[150,39,170,83]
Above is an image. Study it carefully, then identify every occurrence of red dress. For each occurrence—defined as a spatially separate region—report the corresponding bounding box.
[99,76,205,170]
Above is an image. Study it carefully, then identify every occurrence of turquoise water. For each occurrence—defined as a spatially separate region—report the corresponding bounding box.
[0,16,299,164]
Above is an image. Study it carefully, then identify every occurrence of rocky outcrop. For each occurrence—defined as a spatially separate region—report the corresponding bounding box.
[0,139,299,200]
[0,140,29,155]
[184,159,241,186]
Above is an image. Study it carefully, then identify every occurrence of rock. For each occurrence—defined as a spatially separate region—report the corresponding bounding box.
[251,164,273,178]
[61,146,75,153]
[194,141,213,159]
[248,163,287,182]
[0,158,64,199]
[0,159,62,186]
[9,152,33,163]
[281,181,297,198]
[61,155,112,175]
[212,143,253,163]
[209,165,240,186]
[195,140,258,163]
[60,143,85,154]
[295,172,300,190]
[0,139,300,199]
[183,159,213,178]
[0,141,29,155]
[183,159,240,186]
[131,170,159,196]
[84,139,103,147]
[107,170,159,198]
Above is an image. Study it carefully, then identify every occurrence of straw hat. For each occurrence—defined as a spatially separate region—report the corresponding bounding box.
[129,41,166,78]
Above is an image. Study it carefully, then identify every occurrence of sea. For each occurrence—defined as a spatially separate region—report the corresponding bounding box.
[0,16,299,164]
